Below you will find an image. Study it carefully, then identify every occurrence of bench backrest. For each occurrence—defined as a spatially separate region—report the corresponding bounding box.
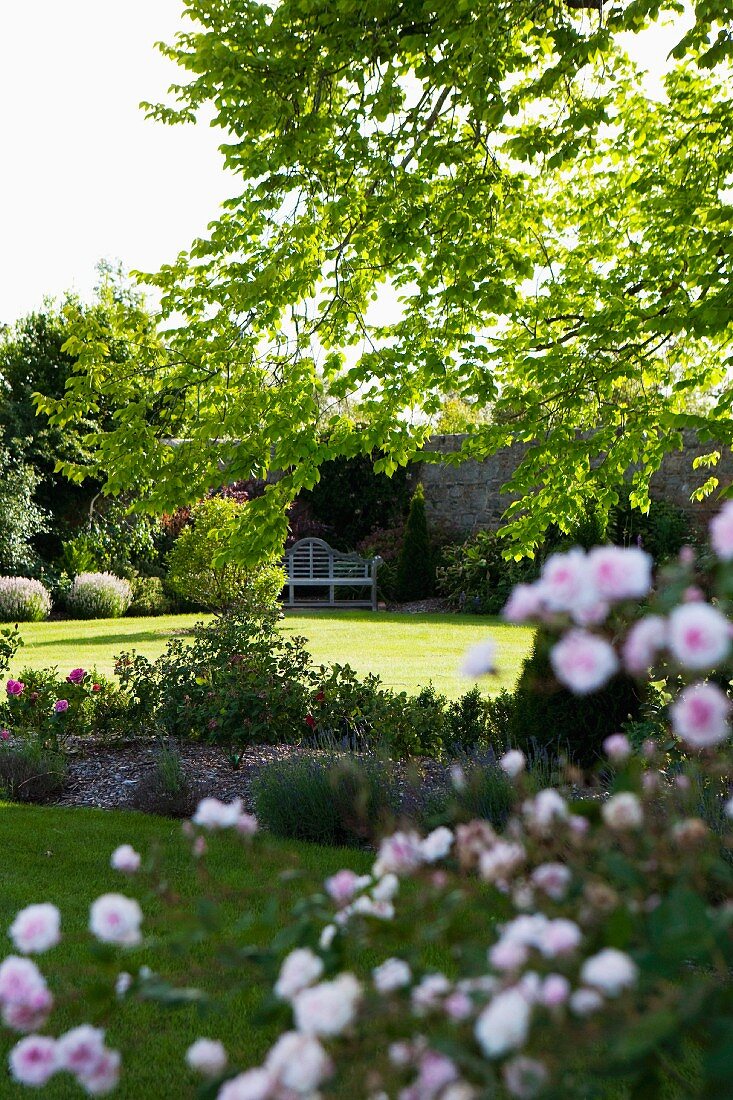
[284,538,374,579]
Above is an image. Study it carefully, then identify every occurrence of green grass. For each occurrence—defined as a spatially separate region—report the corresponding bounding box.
[10,612,533,698]
[0,804,371,1098]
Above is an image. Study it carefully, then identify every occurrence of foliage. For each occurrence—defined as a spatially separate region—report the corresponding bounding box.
[131,745,203,818]
[300,454,412,550]
[506,629,644,769]
[0,577,51,622]
[446,686,495,754]
[0,741,67,803]
[0,447,48,574]
[114,610,314,758]
[424,754,514,831]
[1,665,117,748]
[394,483,435,601]
[438,529,539,613]
[127,575,171,617]
[66,572,133,619]
[252,753,399,847]
[166,497,286,613]
[608,495,691,564]
[37,4,733,563]
[59,497,168,581]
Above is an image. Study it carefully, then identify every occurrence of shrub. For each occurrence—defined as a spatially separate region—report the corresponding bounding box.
[127,575,171,617]
[423,753,514,830]
[115,610,314,757]
[0,741,66,803]
[394,483,435,600]
[0,576,51,622]
[131,746,203,818]
[2,666,119,747]
[299,451,412,548]
[252,753,399,846]
[446,685,493,753]
[437,528,539,613]
[166,496,285,613]
[609,494,690,562]
[505,628,644,768]
[67,572,132,619]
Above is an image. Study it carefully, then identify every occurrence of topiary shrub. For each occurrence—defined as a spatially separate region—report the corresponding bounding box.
[252,753,399,846]
[0,577,52,622]
[394,483,435,601]
[67,572,132,619]
[166,496,285,613]
[506,628,644,768]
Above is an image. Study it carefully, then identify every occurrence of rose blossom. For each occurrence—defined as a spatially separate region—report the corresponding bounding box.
[502,583,543,623]
[325,869,369,906]
[420,827,453,862]
[186,1038,228,1077]
[0,956,48,1005]
[2,987,53,1033]
[78,1047,121,1095]
[373,957,412,993]
[622,615,667,674]
[489,938,529,972]
[235,812,258,836]
[89,894,143,946]
[444,990,473,1020]
[538,549,594,614]
[66,668,87,684]
[581,948,638,996]
[710,500,733,560]
[474,987,531,1058]
[587,545,652,602]
[479,840,526,883]
[531,863,571,901]
[569,987,604,1016]
[54,699,69,713]
[372,873,399,901]
[292,973,361,1036]
[274,948,324,1002]
[460,640,496,678]
[6,679,24,696]
[9,1035,58,1087]
[602,792,644,831]
[540,974,570,1008]
[110,845,141,874]
[373,831,423,876]
[217,1068,274,1099]
[56,1025,106,1076]
[550,630,618,695]
[500,749,526,778]
[726,794,733,818]
[265,1031,333,1093]
[414,1050,459,1098]
[524,789,568,833]
[668,602,730,670]
[670,682,731,748]
[412,973,451,1014]
[537,918,583,958]
[603,733,632,763]
[192,797,243,830]
[9,903,61,954]
[502,1056,549,1099]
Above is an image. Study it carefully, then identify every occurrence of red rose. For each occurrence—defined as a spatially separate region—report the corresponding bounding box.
[305,713,316,729]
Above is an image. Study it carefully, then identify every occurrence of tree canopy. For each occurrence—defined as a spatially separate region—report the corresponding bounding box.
[41,1,733,559]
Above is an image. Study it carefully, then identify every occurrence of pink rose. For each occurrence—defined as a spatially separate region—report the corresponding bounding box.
[66,668,87,685]
[670,682,731,748]
[710,501,733,561]
[550,630,618,695]
[54,699,69,713]
[6,680,24,697]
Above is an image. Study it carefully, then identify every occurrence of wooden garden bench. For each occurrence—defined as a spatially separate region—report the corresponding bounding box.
[283,538,382,610]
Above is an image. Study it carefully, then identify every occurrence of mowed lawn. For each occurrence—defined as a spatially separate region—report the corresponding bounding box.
[0,804,372,1099]
[9,612,533,698]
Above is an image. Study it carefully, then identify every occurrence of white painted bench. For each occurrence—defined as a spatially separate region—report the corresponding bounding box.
[283,538,382,610]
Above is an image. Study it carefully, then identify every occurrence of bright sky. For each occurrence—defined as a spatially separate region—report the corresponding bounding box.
[0,0,233,325]
[0,3,689,328]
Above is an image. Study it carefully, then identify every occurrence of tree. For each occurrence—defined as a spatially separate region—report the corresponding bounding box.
[0,268,155,560]
[40,2,733,560]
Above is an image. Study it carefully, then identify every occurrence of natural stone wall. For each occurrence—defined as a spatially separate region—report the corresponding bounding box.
[417,432,733,534]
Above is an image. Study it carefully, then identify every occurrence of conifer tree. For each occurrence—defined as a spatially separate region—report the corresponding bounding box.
[395,484,434,602]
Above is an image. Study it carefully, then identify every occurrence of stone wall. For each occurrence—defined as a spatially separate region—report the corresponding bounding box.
[417,432,733,534]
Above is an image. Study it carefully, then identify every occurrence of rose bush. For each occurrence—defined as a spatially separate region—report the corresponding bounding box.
[1,510,733,1096]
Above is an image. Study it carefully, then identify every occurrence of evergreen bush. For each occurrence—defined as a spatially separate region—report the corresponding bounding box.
[394,483,435,601]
